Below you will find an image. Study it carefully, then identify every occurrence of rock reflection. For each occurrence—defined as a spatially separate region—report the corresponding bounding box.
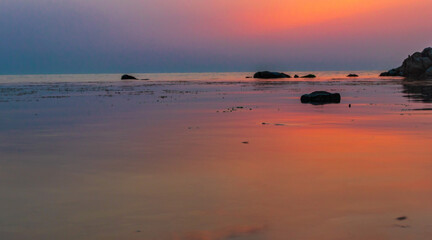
[402,80,432,103]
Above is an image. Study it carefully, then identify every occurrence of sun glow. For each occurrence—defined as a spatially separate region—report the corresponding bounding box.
[223,0,420,34]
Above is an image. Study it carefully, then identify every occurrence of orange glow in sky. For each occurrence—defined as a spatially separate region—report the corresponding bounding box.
[202,0,425,35]
[2,0,432,73]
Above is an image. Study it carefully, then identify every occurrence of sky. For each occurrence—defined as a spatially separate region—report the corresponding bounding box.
[0,0,431,74]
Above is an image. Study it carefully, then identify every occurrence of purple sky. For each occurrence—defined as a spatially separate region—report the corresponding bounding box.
[1,0,431,74]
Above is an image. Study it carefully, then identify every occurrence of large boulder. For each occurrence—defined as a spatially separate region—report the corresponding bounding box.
[380,47,432,79]
[121,74,138,80]
[301,91,341,104]
[253,71,291,79]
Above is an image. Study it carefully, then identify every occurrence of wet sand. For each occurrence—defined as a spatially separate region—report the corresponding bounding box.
[0,76,432,240]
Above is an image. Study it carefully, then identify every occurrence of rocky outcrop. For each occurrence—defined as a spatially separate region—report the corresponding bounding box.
[301,91,341,104]
[121,74,138,80]
[380,47,432,79]
[253,71,291,79]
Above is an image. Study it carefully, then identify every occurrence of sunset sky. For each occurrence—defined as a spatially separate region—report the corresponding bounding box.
[1,0,431,74]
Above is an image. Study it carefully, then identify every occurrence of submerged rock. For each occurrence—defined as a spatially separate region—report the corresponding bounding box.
[347,74,359,77]
[301,91,341,104]
[121,74,138,80]
[380,47,432,79]
[253,71,291,79]
[301,74,316,78]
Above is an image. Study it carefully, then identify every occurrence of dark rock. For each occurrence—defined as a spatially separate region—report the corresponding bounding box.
[301,91,341,104]
[421,47,432,57]
[301,74,316,78]
[422,66,432,79]
[253,71,291,79]
[245,76,252,78]
[380,47,432,79]
[380,69,401,76]
[121,74,138,80]
[396,216,407,221]
[294,75,299,78]
[347,74,359,77]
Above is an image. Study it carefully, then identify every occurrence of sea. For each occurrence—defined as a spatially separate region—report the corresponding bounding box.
[0,71,431,240]
[0,71,384,84]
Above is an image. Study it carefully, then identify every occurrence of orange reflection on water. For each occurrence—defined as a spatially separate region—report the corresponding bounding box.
[168,102,432,240]
[1,79,432,240]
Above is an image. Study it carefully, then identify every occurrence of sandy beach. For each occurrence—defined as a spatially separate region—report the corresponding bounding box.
[0,72,431,239]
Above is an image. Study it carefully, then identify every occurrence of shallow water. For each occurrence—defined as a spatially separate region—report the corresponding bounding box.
[0,72,431,240]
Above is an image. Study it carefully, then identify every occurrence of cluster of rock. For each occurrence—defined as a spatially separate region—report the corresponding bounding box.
[253,71,316,79]
[380,47,432,79]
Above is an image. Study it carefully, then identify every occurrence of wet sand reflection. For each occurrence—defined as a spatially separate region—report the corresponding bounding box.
[0,77,431,240]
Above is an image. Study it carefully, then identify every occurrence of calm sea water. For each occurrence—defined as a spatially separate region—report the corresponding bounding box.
[0,72,431,240]
[0,71,384,84]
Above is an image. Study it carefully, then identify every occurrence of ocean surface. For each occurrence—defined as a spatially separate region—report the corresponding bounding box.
[0,71,431,240]
[0,71,383,84]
